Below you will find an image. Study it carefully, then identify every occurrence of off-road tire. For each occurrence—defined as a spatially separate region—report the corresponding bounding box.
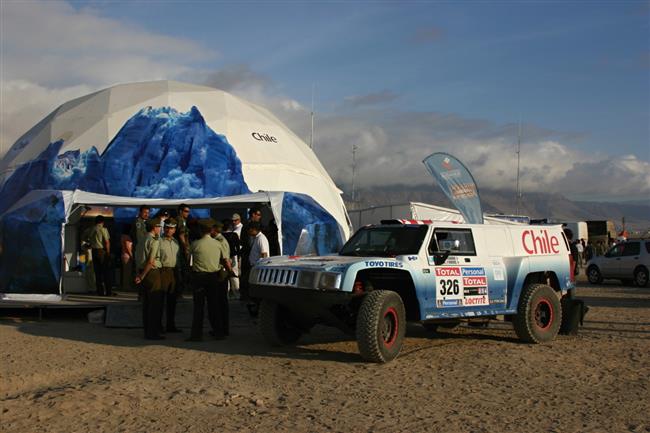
[356,290,406,363]
[587,265,603,284]
[634,267,649,288]
[259,299,302,346]
[513,284,562,343]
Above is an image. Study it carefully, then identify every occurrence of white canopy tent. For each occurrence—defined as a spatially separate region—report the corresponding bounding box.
[1,189,292,301]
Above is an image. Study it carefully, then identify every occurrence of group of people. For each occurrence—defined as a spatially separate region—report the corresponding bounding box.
[83,203,274,341]
[563,227,617,276]
[126,204,271,341]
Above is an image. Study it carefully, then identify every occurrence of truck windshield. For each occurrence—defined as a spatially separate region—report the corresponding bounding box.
[339,226,428,257]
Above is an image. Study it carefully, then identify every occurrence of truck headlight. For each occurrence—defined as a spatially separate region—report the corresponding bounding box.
[318,272,342,290]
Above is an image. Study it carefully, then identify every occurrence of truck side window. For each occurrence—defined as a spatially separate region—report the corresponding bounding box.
[429,228,476,256]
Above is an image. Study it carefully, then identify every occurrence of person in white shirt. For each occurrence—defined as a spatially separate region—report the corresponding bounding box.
[248,221,269,266]
[245,221,269,317]
[231,213,243,238]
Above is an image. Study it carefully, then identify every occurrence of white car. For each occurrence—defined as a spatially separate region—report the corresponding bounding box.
[586,239,650,287]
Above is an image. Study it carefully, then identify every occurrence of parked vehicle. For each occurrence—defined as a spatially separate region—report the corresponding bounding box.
[586,239,650,287]
[250,219,577,363]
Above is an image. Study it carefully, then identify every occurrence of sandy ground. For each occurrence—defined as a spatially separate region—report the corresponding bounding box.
[1,282,649,433]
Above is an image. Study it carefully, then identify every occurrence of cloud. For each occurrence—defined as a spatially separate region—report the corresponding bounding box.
[343,90,399,108]
[200,64,271,93]
[192,70,648,200]
[412,26,445,43]
[0,0,212,155]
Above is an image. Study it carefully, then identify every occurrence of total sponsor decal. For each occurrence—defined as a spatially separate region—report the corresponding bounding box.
[463,276,487,286]
[364,260,404,269]
[435,267,461,277]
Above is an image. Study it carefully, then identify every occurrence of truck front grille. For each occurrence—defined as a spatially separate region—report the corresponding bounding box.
[257,268,298,286]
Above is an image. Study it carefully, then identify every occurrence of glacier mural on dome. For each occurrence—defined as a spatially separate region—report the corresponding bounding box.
[0,106,250,215]
[0,106,343,294]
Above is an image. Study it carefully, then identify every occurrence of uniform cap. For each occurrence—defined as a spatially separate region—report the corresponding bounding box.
[147,218,164,230]
[232,213,241,220]
[165,217,177,228]
[212,220,224,229]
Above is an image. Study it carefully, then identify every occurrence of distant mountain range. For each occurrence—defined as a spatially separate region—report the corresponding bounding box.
[344,184,650,231]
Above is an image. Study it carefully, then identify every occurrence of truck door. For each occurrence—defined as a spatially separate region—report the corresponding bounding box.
[426,227,495,314]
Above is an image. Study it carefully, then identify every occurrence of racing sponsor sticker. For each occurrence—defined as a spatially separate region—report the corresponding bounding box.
[364,260,404,268]
[435,266,490,307]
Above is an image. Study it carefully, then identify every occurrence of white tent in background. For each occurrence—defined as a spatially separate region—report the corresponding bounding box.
[348,202,526,230]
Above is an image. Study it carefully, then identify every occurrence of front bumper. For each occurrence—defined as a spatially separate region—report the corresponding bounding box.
[250,284,356,331]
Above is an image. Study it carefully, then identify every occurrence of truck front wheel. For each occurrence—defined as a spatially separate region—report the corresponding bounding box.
[259,300,302,346]
[356,290,406,363]
[513,284,562,344]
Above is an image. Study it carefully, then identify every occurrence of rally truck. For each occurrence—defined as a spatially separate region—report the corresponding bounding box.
[249,219,576,363]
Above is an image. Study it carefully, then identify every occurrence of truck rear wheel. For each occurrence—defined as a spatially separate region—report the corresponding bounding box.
[356,290,406,363]
[513,284,562,344]
[259,299,302,346]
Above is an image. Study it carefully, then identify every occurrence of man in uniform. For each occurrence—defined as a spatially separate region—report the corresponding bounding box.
[160,218,182,333]
[175,204,191,296]
[132,205,150,300]
[212,221,234,335]
[85,215,111,296]
[132,205,150,248]
[135,218,164,340]
[222,218,241,299]
[187,219,228,341]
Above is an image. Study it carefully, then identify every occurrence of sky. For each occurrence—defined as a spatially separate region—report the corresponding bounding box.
[1,0,648,202]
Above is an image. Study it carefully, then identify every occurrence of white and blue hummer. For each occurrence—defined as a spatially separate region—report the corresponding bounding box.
[250,219,577,363]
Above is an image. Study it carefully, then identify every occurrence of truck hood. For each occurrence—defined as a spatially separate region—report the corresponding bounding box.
[256,255,368,271]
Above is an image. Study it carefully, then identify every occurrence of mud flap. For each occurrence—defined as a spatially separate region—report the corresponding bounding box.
[559,299,589,335]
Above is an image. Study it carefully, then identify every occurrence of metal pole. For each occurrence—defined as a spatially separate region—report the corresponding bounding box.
[351,144,358,205]
[515,118,522,215]
[309,84,314,150]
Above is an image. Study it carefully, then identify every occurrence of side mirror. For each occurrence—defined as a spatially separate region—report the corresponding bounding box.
[433,251,451,266]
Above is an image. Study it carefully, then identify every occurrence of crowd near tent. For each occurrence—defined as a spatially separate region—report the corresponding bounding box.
[0,81,351,299]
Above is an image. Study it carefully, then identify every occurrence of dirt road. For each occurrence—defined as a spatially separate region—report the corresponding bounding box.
[1,283,649,433]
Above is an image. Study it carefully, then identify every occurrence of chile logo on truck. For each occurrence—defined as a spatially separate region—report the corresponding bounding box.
[521,229,561,255]
[435,266,489,307]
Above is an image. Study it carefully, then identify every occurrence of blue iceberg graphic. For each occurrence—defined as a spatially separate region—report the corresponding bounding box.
[0,192,66,294]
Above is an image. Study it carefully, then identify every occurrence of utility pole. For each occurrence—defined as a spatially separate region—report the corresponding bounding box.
[309,84,315,150]
[351,144,358,205]
[515,118,522,215]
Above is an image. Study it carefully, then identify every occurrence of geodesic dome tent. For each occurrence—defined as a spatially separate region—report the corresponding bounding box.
[0,81,351,298]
